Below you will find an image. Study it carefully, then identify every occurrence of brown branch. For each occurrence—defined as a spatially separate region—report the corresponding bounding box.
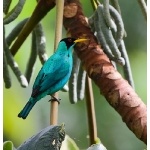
[63,0,147,144]
[10,0,56,56]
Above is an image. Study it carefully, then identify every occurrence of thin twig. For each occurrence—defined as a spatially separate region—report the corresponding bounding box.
[50,0,64,125]
[85,76,98,145]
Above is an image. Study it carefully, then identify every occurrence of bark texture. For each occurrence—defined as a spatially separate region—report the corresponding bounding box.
[63,0,147,144]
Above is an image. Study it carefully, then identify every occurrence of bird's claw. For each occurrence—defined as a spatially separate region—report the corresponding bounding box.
[49,95,61,104]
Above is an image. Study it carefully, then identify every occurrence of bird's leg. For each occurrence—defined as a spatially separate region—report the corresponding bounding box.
[49,95,61,104]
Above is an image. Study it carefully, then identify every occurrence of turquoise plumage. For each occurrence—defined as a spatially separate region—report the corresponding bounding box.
[18,37,88,119]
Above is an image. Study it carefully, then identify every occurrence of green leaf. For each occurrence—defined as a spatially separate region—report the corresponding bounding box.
[61,135,79,150]
[3,141,16,150]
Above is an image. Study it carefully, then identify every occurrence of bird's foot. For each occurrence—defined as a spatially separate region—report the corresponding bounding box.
[49,95,61,104]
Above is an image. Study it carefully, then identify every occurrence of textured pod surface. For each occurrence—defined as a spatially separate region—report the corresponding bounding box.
[6,18,29,46]
[17,125,65,150]
[3,0,26,25]
[34,23,48,64]
[25,31,37,83]
[64,3,78,18]
[69,52,80,103]
[77,65,86,100]
[3,0,12,14]
[3,51,11,88]
[4,26,28,88]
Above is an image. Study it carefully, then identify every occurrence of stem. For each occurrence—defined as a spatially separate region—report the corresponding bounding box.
[50,93,59,125]
[90,0,97,10]
[54,0,64,51]
[90,0,100,10]
[85,76,98,145]
[50,0,64,125]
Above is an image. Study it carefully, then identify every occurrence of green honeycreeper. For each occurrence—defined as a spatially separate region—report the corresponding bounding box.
[18,37,88,119]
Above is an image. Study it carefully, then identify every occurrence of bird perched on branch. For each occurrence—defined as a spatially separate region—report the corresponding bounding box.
[18,37,88,119]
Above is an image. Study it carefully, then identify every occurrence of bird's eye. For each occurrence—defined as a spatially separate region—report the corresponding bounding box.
[68,38,72,42]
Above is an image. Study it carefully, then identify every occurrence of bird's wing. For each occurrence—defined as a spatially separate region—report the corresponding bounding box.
[31,56,69,98]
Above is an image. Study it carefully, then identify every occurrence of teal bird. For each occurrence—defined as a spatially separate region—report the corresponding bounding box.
[18,37,88,119]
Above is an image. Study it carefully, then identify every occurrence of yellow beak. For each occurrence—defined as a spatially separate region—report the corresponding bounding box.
[74,38,89,43]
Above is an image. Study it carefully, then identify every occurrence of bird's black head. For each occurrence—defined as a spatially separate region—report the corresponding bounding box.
[60,37,76,49]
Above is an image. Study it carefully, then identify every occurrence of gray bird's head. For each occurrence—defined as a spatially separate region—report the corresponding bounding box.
[60,37,89,49]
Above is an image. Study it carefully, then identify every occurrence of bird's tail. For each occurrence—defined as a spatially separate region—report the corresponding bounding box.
[18,99,37,119]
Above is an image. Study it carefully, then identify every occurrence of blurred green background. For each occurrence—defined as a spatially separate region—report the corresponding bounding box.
[3,0,147,150]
